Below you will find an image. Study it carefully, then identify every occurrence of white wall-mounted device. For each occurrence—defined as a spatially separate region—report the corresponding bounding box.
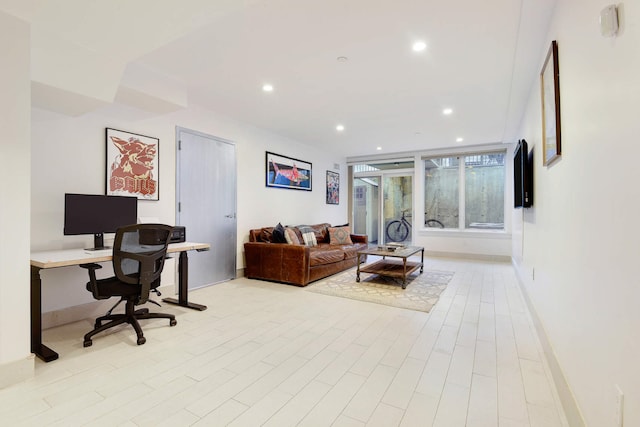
[600,4,619,37]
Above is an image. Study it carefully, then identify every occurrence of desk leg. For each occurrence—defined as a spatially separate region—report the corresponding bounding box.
[31,266,58,362]
[163,251,207,311]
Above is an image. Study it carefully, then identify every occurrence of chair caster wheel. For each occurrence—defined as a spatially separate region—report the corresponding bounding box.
[83,340,92,347]
[170,319,177,327]
[137,337,146,345]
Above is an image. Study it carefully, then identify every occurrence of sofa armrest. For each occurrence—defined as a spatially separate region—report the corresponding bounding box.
[243,242,311,285]
[350,234,368,244]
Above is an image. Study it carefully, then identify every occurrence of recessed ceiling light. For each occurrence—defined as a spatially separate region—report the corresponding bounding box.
[376,147,382,151]
[443,108,453,115]
[336,124,345,132]
[456,137,464,142]
[262,84,274,92]
[337,56,349,62]
[412,41,427,52]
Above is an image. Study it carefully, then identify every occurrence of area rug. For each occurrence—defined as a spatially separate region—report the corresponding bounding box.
[305,268,454,313]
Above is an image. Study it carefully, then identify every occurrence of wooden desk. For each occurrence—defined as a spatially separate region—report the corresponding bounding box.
[30,242,210,362]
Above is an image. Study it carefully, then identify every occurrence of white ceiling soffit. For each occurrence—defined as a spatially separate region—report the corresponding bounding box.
[2,0,557,155]
[115,63,189,115]
[1,0,258,116]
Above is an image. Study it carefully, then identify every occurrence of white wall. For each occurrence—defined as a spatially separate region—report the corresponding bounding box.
[31,103,348,313]
[416,231,511,259]
[513,1,640,426]
[0,11,33,385]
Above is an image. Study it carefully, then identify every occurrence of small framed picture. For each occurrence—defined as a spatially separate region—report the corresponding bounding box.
[326,171,339,204]
[266,151,312,191]
[106,128,159,200]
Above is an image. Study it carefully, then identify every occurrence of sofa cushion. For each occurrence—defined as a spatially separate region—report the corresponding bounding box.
[257,228,272,242]
[310,223,331,243]
[272,223,287,243]
[284,227,301,245]
[328,226,353,245]
[309,246,345,266]
[341,245,359,260]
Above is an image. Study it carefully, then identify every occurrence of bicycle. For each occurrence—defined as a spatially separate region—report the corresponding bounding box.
[385,210,444,242]
[425,218,445,228]
[385,210,412,242]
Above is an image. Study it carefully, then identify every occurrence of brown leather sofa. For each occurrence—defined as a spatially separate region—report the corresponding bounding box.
[244,223,368,286]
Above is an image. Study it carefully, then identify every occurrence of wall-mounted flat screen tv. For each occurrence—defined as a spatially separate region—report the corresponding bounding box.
[514,139,533,208]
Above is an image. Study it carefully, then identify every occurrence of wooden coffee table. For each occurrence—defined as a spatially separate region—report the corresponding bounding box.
[356,246,424,289]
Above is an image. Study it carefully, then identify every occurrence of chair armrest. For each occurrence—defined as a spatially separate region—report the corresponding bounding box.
[79,263,105,300]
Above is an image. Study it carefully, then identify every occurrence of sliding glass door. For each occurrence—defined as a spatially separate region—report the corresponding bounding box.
[352,161,414,245]
[382,174,413,244]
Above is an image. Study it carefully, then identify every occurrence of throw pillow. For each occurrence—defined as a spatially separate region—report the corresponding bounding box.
[284,227,301,245]
[259,228,273,243]
[328,226,353,245]
[271,222,287,243]
[297,225,318,247]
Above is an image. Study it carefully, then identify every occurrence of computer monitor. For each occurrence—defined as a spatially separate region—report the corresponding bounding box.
[64,193,138,250]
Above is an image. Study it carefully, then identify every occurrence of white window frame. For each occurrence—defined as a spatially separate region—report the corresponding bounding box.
[419,147,508,235]
[347,143,511,238]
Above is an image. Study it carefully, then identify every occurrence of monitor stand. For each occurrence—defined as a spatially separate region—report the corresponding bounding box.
[84,233,111,251]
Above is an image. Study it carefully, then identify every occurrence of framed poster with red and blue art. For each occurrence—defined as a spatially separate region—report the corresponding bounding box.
[106,128,159,200]
[266,151,312,191]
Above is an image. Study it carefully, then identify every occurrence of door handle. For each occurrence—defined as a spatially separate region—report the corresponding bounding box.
[225,213,236,219]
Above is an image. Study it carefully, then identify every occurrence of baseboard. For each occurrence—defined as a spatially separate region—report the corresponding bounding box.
[42,284,176,330]
[512,259,585,427]
[236,268,245,278]
[0,354,34,390]
[424,250,511,263]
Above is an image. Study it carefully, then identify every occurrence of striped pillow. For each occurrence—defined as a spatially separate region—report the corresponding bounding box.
[297,226,317,247]
[284,227,301,245]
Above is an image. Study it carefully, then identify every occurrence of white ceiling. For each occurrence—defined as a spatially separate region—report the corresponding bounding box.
[2,0,557,157]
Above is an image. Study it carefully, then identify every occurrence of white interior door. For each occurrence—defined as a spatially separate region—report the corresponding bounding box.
[176,127,237,289]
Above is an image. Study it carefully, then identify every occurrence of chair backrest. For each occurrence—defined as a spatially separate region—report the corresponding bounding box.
[112,223,174,304]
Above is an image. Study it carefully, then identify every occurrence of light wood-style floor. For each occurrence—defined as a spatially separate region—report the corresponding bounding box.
[1,257,569,426]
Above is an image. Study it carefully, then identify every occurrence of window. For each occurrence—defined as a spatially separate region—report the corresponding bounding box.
[424,157,459,228]
[424,151,505,230]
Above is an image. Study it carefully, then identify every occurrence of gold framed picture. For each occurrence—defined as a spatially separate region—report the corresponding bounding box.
[540,40,561,166]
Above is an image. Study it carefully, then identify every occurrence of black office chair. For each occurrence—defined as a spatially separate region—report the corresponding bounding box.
[80,223,176,347]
